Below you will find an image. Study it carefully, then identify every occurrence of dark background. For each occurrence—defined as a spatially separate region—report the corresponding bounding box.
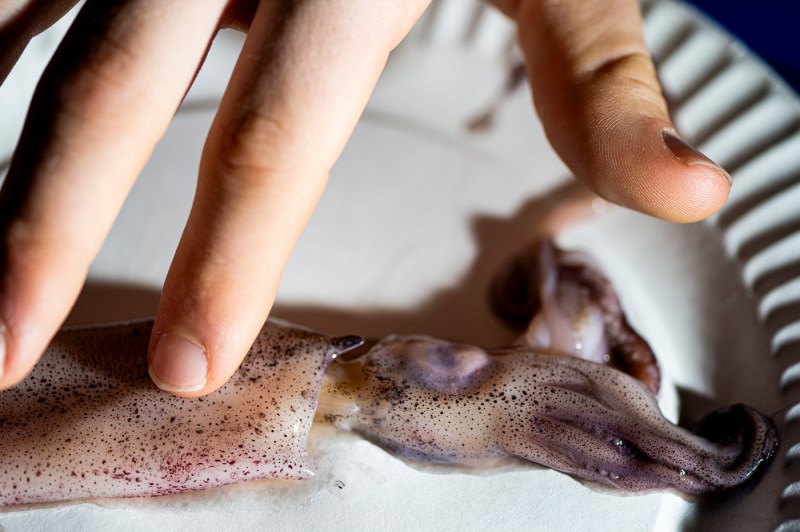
[687,1,800,92]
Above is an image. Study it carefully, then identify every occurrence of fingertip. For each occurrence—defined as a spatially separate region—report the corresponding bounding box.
[637,163,731,224]
[147,320,260,398]
[577,118,731,224]
[148,285,270,398]
[661,129,732,186]
[0,319,44,390]
[654,129,731,222]
[0,245,91,389]
[645,134,731,224]
[148,332,209,396]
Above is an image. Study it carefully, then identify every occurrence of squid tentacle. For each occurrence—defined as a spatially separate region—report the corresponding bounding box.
[321,335,777,498]
[491,239,660,394]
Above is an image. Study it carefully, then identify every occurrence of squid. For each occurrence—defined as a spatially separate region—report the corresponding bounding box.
[0,320,361,505]
[0,241,778,505]
[321,338,776,496]
[322,240,778,496]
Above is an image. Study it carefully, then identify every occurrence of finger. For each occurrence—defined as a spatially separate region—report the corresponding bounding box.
[0,0,226,388]
[148,0,431,396]
[497,0,731,222]
[1,0,80,84]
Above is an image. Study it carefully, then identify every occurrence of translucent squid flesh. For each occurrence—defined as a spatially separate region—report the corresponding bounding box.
[321,239,776,496]
[320,337,777,497]
[490,239,661,394]
[0,320,361,505]
[0,240,778,504]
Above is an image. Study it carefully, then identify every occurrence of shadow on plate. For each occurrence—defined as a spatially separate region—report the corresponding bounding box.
[70,179,592,345]
[64,178,785,521]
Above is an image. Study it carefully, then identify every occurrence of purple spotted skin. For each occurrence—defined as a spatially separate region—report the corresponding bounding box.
[322,337,778,497]
[0,319,351,505]
[0,239,778,504]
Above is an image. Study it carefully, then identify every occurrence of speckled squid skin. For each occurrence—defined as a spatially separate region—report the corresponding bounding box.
[321,337,778,497]
[0,240,779,504]
[0,319,358,505]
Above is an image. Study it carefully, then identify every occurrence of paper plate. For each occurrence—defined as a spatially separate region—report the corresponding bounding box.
[1,0,799,530]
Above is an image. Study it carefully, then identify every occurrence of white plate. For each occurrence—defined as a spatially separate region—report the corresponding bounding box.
[1,1,800,530]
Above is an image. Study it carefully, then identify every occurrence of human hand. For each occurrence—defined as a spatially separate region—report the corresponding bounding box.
[493,0,731,220]
[0,0,431,394]
[0,0,730,396]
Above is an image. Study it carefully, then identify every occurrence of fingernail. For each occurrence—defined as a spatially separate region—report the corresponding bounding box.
[149,334,208,393]
[662,129,732,185]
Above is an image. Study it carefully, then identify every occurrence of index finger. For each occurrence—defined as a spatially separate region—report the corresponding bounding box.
[148,0,431,396]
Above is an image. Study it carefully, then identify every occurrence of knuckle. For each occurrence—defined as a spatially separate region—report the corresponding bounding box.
[581,51,668,115]
[208,110,313,188]
[585,50,656,85]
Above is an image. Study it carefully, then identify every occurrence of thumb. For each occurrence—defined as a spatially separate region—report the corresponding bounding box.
[501,0,731,222]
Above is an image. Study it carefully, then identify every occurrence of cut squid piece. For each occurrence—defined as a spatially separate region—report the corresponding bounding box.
[0,319,362,505]
[0,241,778,504]
[320,336,778,497]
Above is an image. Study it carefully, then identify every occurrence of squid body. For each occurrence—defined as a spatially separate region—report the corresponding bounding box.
[0,321,359,505]
[0,241,778,504]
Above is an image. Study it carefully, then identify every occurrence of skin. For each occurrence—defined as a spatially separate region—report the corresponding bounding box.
[0,0,733,394]
[0,242,775,504]
[319,239,775,497]
[0,319,362,505]
[322,337,777,496]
